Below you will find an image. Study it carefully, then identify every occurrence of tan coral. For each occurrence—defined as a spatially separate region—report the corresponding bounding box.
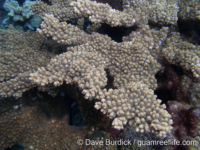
[37,14,90,45]
[161,32,200,78]
[32,0,179,26]
[86,23,102,34]
[29,14,176,138]
[31,0,87,22]
[178,0,200,21]
[77,18,85,30]
[70,0,178,26]
[70,0,135,27]
[0,27,55,98]
[30,51,107,100]
[68,25,167,90]
[31,15,170,92]
[94,82,173,137]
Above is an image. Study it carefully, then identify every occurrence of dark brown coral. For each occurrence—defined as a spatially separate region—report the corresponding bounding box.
[155,65,200,104]
[0,89,119,150]
[167,101,200,140]
[0,91,87,150]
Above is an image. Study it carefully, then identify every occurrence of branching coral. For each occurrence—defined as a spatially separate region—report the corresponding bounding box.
[70,0,136,27]
[31,0,179,27]
[30,50,108,99]
[178,0,200,21]
[70,0,179,26]
[31,14,167,90]
[6,0,200,141]
[0,27,55,98]
[95,82,173,137]
[29,14,173,137]
[161,32,200,78]
[31,0,88,22]
[1,0,200,149]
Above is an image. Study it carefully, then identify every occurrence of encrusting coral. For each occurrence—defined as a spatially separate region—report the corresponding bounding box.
[167,101,200,150]
[0,89,120,150]
[167,101,200,140]
[156,66,200,105]
[0,93,88,150]
[1,0,42,30]
[79,96,111,130]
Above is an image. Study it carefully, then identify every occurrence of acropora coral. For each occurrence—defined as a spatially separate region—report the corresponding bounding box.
[0,0,200,149]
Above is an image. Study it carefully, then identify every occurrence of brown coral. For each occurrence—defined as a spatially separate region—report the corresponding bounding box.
[0,27,55,98]
[0,95,87,150]
[178,0,200,21]
[70,0,179,26]
[31,0,88,22]
[167,101,200,150]
[95,82,173,137]
[161,32,200,78]
[29,14,173,137]
[2,0,200,149]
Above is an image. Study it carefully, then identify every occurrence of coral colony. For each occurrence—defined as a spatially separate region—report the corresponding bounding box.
[0,0,200,149]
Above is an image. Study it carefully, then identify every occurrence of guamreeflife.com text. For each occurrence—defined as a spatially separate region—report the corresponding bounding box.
[77,138,198,147]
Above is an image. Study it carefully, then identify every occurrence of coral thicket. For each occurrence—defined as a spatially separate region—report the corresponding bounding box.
[0,0,200,149]
[0,27,55,98]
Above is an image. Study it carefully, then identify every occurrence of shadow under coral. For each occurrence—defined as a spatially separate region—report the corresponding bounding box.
[0,88,87,150]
